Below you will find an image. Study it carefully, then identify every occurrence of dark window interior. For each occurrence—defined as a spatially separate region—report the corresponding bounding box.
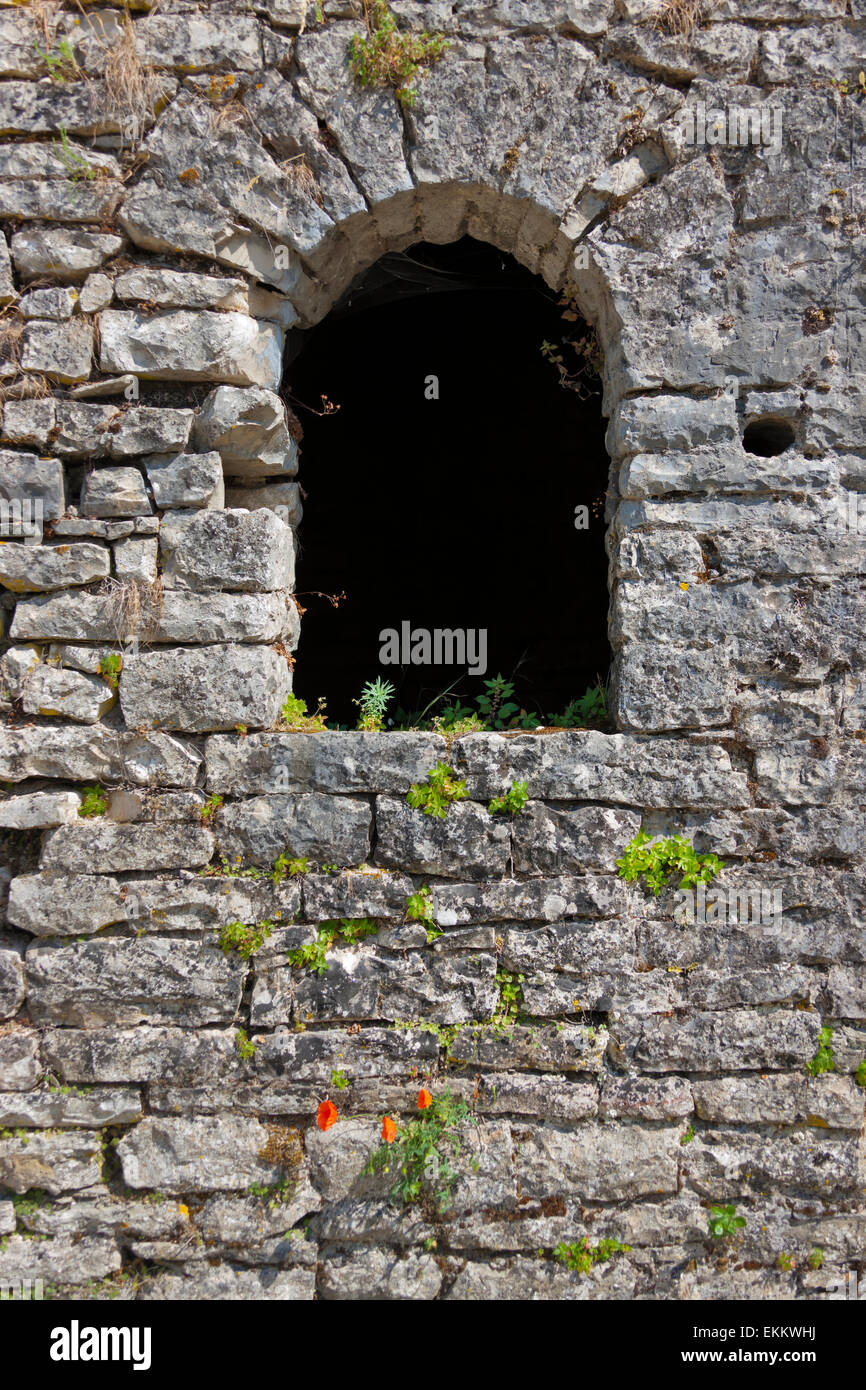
[285,237,611,726]
[742,416,796,458]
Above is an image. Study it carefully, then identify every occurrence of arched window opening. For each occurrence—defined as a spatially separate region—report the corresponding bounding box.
[285,237,611,728]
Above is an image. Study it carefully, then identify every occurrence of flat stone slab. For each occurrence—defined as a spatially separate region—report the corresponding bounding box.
[98,309,283,389]
[26,937,246,1028]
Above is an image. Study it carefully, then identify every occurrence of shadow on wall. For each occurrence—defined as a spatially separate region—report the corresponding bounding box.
[285,237,612,726]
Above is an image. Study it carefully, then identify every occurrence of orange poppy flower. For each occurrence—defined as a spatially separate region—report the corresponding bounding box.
[317,1100,338,1131]
[382,1115,396,1144]
[417,1088,432,1110]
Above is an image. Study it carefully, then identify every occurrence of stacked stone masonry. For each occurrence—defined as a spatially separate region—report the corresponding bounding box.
[0,0,864,1301]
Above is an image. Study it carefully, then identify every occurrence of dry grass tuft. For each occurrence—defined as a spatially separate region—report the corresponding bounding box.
[102,574,164,644]
[101,13,164,146]
[281,154,324,208]
[652,0,705,38]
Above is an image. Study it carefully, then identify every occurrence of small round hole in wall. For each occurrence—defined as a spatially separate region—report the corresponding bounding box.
[742,416,796,457]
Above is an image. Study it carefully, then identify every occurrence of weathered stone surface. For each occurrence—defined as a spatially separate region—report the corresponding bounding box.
[159,508,293,592]
[302,867,416,923]
[319,1248,442,1300]
[0,1234,121,1286]
[453,732,750,805]
[10,229,123,280]
[693,1074,864,1131]
[0,949,25,1018]
[216,792,372,867]
[206,731,448,795]
[433,875,629,925]
[20,664,115,723]
[224,479,302,527]
[9,871,299,938]
[0,450,65,520]
[304,1118,381,1202]
[194,385,298,478]
[0,1030,41,1090]
[26,938,245,1028]
[117,1116,287,1193]
[512,803,642,874]
[114,536,158,583]
[599,1075,694,1121]
[0,1129,102,1195]
[80,465,152,518]
[108,406,194,458]
[119,179,300,296]
[0,1086,142,1129]
[0,541,108,591]
[19,286,77,319]
[40,822,214,873]
[143,451,224,510]
[42,1027,238,1085]
[0,726,200,786]
[515,1122,679,1202]
[11,588,296,646]
[0,791,80,829]
[681,1129,862,1199]
[78,273,113,313]
[447,1022,606,1073]
[138,1263,315,1300]
[98,310,283,389]
[258,945,498,1027]
[114,266,249,311]
[444,1255,634,1301]
[119,644,291,733]
[609,1009,822,1073]
[375,797,511,879]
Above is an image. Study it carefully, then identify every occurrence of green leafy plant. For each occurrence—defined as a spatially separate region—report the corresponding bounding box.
[707,1204,746,1239]
[98,651,122,688]
[407,762,468,819]
[279,693,328,731]
[349,0,448,108]
[335,917,379,945]
[235,1028,257,1061]
[776,1252,794,1272]
[287,927,333,975]
[616,831,722,896]
[35,37,80,83]
[199,792,223,825]
[807,1247,825,1270]
[287,918,378,974]
[272,854,308,884]
[549,684,607,728]
[680,1125,697,1146]
[476,674,521,730]
[493,969,524,1030]
[78,785,108,818]
[405,885,434,927]
[488,780,529,817]
[405,885,441,942]
[217,918,274,961]
[354,676,395,732]
[330,1068,349,1091]
[554,1236,632,1275]
[807,1026,835,1076]
[367,1087,471,1211]
[854,1059,866,1087]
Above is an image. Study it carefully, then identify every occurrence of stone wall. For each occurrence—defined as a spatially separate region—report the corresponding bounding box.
[0,0,864,1300]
